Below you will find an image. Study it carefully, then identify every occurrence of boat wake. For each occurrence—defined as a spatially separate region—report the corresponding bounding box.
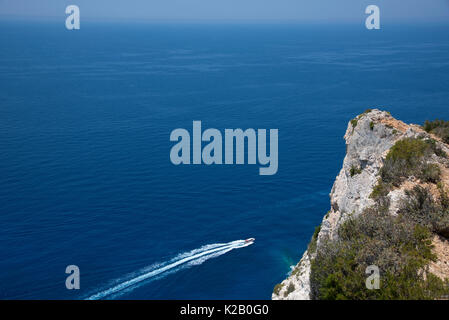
[85,239,253,300]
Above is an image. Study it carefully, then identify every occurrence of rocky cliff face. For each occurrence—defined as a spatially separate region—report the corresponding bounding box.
[272,109,449,300]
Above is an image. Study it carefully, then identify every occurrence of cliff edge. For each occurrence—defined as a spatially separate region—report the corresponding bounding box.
[273,109,449,300]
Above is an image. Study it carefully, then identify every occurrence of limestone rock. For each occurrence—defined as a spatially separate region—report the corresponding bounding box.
[272,109,447,300]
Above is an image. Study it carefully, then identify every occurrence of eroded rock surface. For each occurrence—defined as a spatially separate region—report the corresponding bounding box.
[272,109,449,300]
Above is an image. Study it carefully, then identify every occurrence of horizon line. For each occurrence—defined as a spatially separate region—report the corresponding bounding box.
[1,14,449,25]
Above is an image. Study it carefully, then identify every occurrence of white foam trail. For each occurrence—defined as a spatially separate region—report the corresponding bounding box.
[86,239,253,300]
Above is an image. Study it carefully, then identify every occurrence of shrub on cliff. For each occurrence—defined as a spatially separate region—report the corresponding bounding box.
[307,225,321,255]
[284,283,295,297]
[370,179,391,200]
[310,201,448,300]
[424,120,449,144]
[273,283,284,296]
[308,118,449,300]
[380,138,431,186]
[417,163,441,183]
[350,165,362,177]
[371,138,444,200]
[439,182,449,210]
[400,185,449,239]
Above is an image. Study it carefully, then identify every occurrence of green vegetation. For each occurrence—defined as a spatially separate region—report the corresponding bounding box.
[438,182,449,210]
[370,179,390,200]
[307,225,322,255]
[386,138,429,164]
[350,165,362,177]
[284,283,296,297]
[291,266,301,277]
[401,186,449,239]
[273,283,284,296]
[309,134,449,300]
[310,201,449,300]
[424,120,449,144]
[370,122,375,131]
[350,110,374,131]
[371,137,445,200]
[418,163,441,183]
[423,138,447,158]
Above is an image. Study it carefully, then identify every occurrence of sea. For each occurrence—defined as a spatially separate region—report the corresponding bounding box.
[0,20,449,299]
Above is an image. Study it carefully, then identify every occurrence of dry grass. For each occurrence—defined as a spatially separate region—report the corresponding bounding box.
[430,235,449,281]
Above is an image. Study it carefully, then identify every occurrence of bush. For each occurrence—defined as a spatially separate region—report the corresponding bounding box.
[400,186,439,227]
[370,179,391,200]
[417,163,441,183]
[376,138,443,191]
[424,120,449,144]
[438,183,449,210]
[424,120,448,132]
[310,202,448,300]
[370,122,375,131]
[386,138,429,165]
[401,186,449,239]
[350,165,362,177]
[284,283,295,297]
[308,123,449,300]
[379,158,410,187]
[273,283,284,295]
[308,225,321,254]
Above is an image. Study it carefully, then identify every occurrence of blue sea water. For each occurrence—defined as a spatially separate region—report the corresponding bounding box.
[0,21,449,299]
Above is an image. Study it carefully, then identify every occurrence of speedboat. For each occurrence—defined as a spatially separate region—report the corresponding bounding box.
[245,238,255,243]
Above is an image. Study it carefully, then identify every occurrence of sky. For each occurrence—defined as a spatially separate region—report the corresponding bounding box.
[0,0,449,23]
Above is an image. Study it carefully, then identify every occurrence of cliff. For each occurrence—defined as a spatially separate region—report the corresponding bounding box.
[273,109,449,300]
